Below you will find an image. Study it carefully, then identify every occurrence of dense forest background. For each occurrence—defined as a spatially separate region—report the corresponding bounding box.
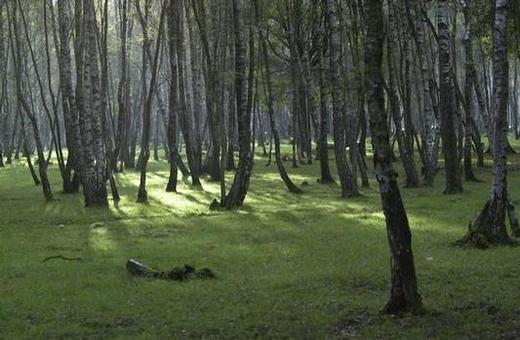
[1,0,520,337]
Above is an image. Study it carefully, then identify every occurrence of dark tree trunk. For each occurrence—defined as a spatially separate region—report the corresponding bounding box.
[317,40,334,184]
[221,0,254,209]
[166,0,179,193]
[57,0,82,193]
[438,0,463,194]
[365,0,423,315]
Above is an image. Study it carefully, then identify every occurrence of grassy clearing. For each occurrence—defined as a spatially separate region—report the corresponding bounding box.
[1,142,520,339]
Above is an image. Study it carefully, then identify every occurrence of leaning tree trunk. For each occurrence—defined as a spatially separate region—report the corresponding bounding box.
[365,0,423,315]
[454,0,520,248]
[438,0,463,194]
[11,3,53,201]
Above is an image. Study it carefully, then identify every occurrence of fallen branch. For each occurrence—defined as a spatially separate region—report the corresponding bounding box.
[42,255,83,263]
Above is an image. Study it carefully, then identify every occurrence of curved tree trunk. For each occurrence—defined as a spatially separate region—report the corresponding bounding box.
[365,0,423,314]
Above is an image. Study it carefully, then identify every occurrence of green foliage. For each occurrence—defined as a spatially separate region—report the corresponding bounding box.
[1,141,520,338]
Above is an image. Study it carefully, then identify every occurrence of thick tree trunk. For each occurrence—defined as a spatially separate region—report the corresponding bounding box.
[365,0,423,314]
[79,0,108,207]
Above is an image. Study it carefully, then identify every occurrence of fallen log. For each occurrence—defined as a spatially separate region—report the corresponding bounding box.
[126,259,216,281]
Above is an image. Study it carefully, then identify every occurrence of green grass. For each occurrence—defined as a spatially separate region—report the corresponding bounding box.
[1,141,520,339]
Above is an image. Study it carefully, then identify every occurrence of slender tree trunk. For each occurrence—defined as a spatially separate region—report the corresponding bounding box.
[325,0,357,198]
[166,0,179,193]
[10,3,53,201]
[254,0,301,194]
[455,0,520,247]
[461,0,479,182]
[438,0,463,194]
[221,0,254,209]
[317,40,334,184]
[136,0,166,203]
[387,0,419,188]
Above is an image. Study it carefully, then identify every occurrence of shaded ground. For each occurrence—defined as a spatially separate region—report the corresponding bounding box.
[1,142,520,338]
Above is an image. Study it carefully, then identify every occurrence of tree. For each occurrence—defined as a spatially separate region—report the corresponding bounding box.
[135,0,167,203]
[455,0,520,247]
[325,0,357,198]
[220,0,253,209]
[166,0,179,193]
[438,0,463,194]
[365,0,423,314]
[78,0,108,207]
[255,0,301,194]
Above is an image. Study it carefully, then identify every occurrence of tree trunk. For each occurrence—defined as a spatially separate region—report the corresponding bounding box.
[387,0,419,188]
[166,0,179,193]
[136,0,166,203]
[221,0,254,209]
[255,0,301,194]
[455,0,519,247]
[325,0,357,198]
[365,0,423,314]
[317,39,334,184]
[438,0,463,194]
[461,0,479,182]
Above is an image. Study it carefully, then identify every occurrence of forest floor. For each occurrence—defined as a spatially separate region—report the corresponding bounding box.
[1,141,520,339]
